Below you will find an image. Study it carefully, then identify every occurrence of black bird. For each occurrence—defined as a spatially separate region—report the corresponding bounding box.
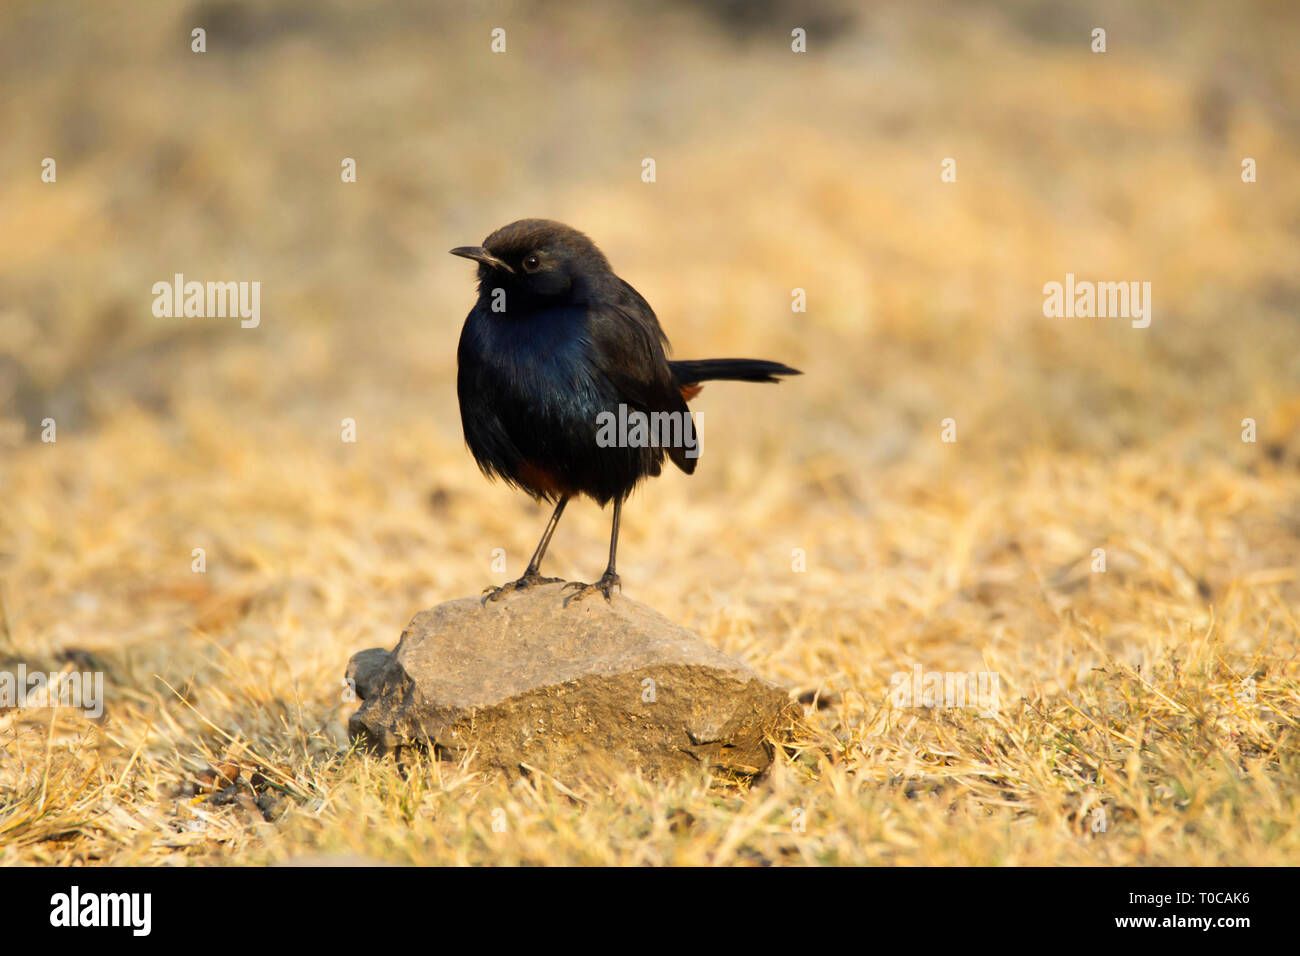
[452,219,800,603]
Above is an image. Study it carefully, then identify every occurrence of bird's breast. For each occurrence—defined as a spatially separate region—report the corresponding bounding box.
[461,305,603,420]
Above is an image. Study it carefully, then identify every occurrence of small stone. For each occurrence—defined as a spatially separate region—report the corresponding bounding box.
[256,791,288,821]
[346,648,391,702]
[347,583,794,779]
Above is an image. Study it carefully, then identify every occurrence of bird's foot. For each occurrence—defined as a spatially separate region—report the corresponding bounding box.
[481,571,564,605]
[561,572,621,606]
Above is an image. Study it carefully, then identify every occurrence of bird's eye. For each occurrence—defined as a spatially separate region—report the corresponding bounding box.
[522,255,541,272]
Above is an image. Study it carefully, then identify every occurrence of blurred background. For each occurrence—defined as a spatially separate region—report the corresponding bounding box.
[1,0,1298,788]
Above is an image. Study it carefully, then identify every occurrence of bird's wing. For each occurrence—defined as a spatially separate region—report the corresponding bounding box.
[588,280,699,474]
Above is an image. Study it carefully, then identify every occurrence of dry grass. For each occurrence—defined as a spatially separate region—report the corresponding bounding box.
[1,0,1299,865]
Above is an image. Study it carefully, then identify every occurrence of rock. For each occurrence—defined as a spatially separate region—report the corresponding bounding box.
[347,583,794,779]
[346,647,391,702]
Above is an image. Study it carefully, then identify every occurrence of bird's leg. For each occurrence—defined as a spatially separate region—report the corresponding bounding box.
[482,496,569,603]
[523,494,568,578]
[563,497,623,605]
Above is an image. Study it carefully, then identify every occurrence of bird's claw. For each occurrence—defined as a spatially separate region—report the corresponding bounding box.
[481,572,563,605]
[562,572,621,606]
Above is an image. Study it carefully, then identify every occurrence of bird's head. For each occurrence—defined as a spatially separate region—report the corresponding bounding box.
[450,219,611,306]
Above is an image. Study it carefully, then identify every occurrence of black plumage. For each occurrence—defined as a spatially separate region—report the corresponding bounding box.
[452,219,800,602]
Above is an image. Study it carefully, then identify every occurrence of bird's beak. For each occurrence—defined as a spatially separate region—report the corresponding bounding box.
[449,246,515,274]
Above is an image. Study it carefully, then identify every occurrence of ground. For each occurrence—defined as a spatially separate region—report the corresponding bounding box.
[1,0,1298,865]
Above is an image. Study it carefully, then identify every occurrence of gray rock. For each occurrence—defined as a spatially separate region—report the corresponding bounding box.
[347,583,794,779]
[345,647,391,703]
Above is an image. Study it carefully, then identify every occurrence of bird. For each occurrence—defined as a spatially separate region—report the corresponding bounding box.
[451,219,800,604]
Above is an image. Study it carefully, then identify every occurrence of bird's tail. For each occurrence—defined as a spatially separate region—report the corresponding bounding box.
[669,358,802,386]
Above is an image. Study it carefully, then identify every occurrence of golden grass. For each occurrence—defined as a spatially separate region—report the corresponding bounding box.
[1,0,1298,865]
